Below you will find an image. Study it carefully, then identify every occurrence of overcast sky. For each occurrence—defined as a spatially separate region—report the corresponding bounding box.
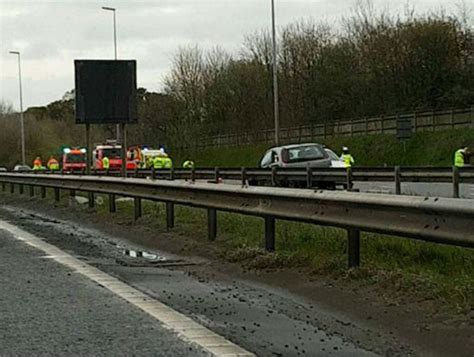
[0,0,466,110]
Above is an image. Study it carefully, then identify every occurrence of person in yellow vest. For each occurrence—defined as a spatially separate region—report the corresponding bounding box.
[340,146,355,168]
[47,156,60,171]
[163,156,173,169]
[153,155,164,169]
[102,156,110,170]
[454,146,473,167]
[32,157,43,170]
[454,147,467,167]
[182,160,195,169]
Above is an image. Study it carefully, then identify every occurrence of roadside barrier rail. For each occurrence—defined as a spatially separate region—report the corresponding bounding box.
[13,166,474,198]
[0,173,473,269]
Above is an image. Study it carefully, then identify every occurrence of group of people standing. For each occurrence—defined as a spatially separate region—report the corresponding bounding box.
[32,156,59,171]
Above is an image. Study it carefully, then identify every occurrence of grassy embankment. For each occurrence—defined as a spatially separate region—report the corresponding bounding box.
[174,128,474,167]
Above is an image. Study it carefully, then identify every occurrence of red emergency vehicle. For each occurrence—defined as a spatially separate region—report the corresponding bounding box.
[62,148,86,172]
[93,141,122,169]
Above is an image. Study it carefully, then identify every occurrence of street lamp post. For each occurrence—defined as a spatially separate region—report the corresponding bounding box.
[102,6,120,142]
[9,51,26,165]
[271,0,280,146]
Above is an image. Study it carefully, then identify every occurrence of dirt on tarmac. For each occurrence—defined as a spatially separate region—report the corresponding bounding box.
[0,193,472,356]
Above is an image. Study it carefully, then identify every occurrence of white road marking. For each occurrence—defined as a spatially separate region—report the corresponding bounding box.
[0,220,254,357]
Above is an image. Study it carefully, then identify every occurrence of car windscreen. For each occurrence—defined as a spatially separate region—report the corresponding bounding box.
[324,149,340,161]
[282,145,325,163]
[103,149,122,159]
[65,154,86,163]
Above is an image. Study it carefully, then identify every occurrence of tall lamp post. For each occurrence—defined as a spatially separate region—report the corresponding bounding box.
[9,50,26,165]
[271,0,280,146]
[102,6,120,142]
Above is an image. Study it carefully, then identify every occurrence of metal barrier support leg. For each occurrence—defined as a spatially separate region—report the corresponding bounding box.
[264,216,275,252]
[109,194,116,213]
[208,208,217,241]
[88,192,95,208]
[29,185,34,197]
[41,186,46,198]
[10,183,14,194]
[1,183,5,192]
[346,167,353,190]
[70,189,76,198]
[54,188,60,202]
[19,184,24,195]
[347,228,360,268]
[452,166,460,198]
[134,197,142,220]
[394,166,401,195]
[166,202,174,229]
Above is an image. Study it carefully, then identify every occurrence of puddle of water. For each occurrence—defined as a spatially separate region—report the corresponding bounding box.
[121,248,167,261]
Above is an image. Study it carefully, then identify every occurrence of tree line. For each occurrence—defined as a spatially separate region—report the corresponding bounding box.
[1,4,473,166]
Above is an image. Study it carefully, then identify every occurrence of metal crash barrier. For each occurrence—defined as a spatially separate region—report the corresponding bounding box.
[0,173,473,268]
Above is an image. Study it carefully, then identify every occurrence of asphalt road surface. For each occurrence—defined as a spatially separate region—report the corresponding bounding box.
[0,224,216,356]
[0,205,403,356]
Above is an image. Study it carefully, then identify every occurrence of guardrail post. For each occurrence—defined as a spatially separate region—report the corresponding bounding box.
[208,208,217,241]
[346,167,353,190]
[166,202,174,229]
[306,166,312,188]
[241,167,247,187]
[109,194,116,213]
[1,183,5,192]
[264,216,276,252]
[452,166,460,198]
[41,186,46,198]
[151,166,156,180]
[347,228,360,268]
[54,188,60,202]
[19,184,24,195]
[214,167,220,183]
[271,166,277,187]
[169,167,175,181]
[394,166,401,195]
[134,197,142,220]
[29,185,34,197]
[70,189,76,198]
[191,167,196,183]
[10,183,14,194]
[88,192,95,208]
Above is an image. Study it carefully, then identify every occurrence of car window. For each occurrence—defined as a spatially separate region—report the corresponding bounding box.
[260,150,273,167]
[283,145,325,163]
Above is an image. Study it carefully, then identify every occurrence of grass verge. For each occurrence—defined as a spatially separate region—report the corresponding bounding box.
[89,196,474,312]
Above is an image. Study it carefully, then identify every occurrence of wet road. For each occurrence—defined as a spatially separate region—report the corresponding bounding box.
[0,223,211,356]
[0,205,412,356]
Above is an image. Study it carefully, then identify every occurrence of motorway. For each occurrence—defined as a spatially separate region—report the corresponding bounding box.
[1,192,473,356]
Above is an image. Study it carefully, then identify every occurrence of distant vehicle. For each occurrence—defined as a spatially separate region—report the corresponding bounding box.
[324,148,346,168]
[62,147,86,172]
[0,167,7,172]
[126,146,165,170]
[93,141,122,170]
[13,165,31,172]
[259,143,332,169]
[255,143,345,188]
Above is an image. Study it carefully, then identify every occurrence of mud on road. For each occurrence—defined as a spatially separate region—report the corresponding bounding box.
[0,194,472,356]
